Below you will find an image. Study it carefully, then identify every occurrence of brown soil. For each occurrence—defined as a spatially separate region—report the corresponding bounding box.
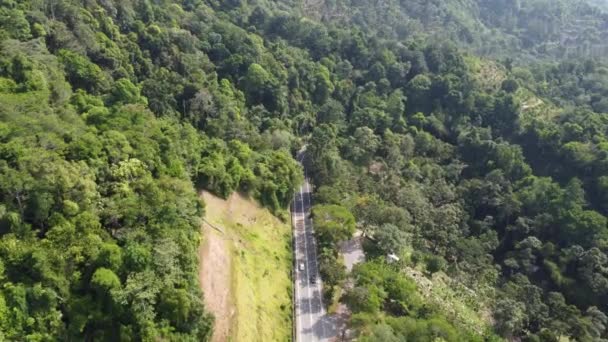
[198,191,292,341]
[199,215,233,342]
[202,191,261,227]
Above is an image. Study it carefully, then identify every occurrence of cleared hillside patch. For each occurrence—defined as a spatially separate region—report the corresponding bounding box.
[199,191,293,342]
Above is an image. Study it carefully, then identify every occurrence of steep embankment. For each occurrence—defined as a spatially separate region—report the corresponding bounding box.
[199,192,293,342]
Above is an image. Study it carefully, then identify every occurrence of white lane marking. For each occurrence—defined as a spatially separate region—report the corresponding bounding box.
[292,193,302,342]
[299,185,315,341]
[304,177,329,340]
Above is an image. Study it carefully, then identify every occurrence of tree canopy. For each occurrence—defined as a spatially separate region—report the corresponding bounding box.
[2,0,608,340]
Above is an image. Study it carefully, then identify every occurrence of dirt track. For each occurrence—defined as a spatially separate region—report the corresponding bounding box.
[199,215,233,342]
[199,190,293,341]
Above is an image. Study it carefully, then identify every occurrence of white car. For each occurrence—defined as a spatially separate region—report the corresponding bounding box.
[298,262,305,271]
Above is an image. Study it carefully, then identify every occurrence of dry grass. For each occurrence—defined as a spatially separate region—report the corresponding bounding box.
[200,226,233,342]
[199,191,293,342]
[466,56,507,91]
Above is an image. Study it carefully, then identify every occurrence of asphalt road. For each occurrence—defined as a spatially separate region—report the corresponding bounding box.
[292,173,339,341]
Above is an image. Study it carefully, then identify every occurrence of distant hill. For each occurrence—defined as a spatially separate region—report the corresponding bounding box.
[285,0,608,61]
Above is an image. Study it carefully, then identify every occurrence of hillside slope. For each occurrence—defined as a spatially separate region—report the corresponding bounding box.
[2,0,608,341]
[199,191,292,342]
[273,0,608,61]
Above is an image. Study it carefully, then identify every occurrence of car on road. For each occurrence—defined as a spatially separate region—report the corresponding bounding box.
[310,275,317,284]
[298,262,305,271]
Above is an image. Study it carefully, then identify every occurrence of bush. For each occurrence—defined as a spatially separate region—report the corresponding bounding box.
[426,255,446,275]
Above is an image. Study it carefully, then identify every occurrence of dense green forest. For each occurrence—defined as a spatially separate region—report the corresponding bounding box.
[282,0,608,61]
[1,0,608,341]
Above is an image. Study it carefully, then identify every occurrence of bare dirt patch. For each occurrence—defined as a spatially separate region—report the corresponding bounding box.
[199,223,233,342]
[199,191,292,342]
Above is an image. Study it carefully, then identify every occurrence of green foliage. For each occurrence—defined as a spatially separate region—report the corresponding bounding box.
[304,0,608,62]
[425,255,446,275]
[58,49,109,94]
[312,204,356,247]
[253,150,303,211]
[2,0,608,340]
[374,223,409,255]
[0,7,31,41]
[242,63,283,112]
[198,138,253,198]
[108,78,146,106]
[91,268,121,293]
[346,260,478,340]
[0,29,213,339]
[197,138,301,211]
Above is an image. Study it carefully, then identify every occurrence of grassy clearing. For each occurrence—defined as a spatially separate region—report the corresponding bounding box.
[202,192,293,342]
[517,87,562,125]
[327,285,343,314]
[466,55,507,91]
[397,249,494,335]
[429,273,492,332]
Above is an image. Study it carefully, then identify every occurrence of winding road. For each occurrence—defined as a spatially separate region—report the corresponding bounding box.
[292,169,339,341]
